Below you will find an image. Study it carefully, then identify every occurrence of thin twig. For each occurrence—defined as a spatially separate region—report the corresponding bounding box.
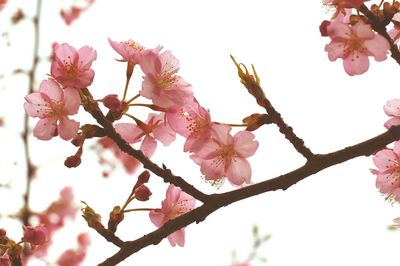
[21,0,42,226]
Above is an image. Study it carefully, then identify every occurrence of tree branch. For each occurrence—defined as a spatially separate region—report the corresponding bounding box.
[80,88,211,204]
[98,124,400,265]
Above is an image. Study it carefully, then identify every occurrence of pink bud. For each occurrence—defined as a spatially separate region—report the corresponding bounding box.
[102,94,123,112]
[77,233,90,248]
[135,185,152,201]
[319,20,330,37]
[22,225,49,246]
[64,155,81,168]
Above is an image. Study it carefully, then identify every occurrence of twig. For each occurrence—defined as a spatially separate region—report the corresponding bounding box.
[80,88,211,204]
[21,0,42,226]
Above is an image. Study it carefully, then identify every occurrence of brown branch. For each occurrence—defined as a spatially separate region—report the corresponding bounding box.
[80,88,211,204]
[230,56,314,159]
[98,125,400,265]
[21,0,42,226]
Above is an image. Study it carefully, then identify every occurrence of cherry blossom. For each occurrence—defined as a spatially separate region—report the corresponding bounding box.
[324,20,390,76]
[192,124,259,186]
[51,43,97,88]
[60,0,95,25]
[108,38,145,65]
[371,141,400,201]
[139,50,192,108]
[24,79,80,140]
[383,99,400,128]
[115,113,176,158]
[22,226,49,246]
[149,184,196,247]
[166,97,213,153]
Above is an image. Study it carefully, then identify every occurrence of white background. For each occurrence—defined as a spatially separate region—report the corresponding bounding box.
[1,0,400,265]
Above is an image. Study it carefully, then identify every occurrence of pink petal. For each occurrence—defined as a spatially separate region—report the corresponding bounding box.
[233,131,259,157]
[40,79,62,101]
[149,210,166,228]
[160,50,180,76]
[140,135,157,158]
[167,228,185,247]
[343,51,369,76]
[373,149,398,171]
[165,185,181,207]
[327,22,351,40]
[364,35,390,61]
[24,93,49,118]
[200,158,225,180]
[58,117,79,140]
[384,99,400,116]
[62,88,81,115]
[33,118,57,140]
[226,157,252,185]
[115,123,143,143]
[139,50,161,75]
[325,41,346,61]
[210,123,232,145]
[352,20,374,40]
[77,46,97,70]
[55,43,78,66]
[384,117,400,129]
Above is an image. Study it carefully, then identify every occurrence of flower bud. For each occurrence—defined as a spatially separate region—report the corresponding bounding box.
[319,20,330,37]
[64,155,81,168]
[133,170,151,191]
[22,225,49,246]
[135,185,152,201]
[108,206,124,233]
[102,94,123,112]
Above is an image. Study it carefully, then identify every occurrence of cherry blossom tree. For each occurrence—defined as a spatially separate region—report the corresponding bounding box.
[1,0,400,265]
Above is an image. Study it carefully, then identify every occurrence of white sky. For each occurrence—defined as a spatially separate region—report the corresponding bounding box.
[1,0,400,265]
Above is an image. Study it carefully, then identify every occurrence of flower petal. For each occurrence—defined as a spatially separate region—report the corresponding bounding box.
[226,157,252,185]
[58,117,79,140]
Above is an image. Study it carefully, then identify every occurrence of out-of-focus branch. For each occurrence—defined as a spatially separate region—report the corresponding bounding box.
[21,0,42,226]
[98,124,400,265]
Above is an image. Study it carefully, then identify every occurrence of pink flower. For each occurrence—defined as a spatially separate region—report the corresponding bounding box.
[51,43,97,88]
[108,38,145,65]
[115,113,176,158]
[139,50,192,108]
[166,97,213,153]
[0,0,7,11]
[371,141,400,201]
[149,185,196,247]
[24,79,80,140]
[383,99,400,128]
[192,124,259,186]
[60,0,95,25]
[57,250,85,266]
[325,20,390,76]
[22,225,49,246]
[60,7,83,25]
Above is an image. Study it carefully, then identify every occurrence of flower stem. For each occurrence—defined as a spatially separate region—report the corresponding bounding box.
[123,208,159,213]
[125,93,141,105]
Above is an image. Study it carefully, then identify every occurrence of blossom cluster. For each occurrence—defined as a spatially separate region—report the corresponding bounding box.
[319,0,399,75]
[23,38,261,248]
[371,99,400,202]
